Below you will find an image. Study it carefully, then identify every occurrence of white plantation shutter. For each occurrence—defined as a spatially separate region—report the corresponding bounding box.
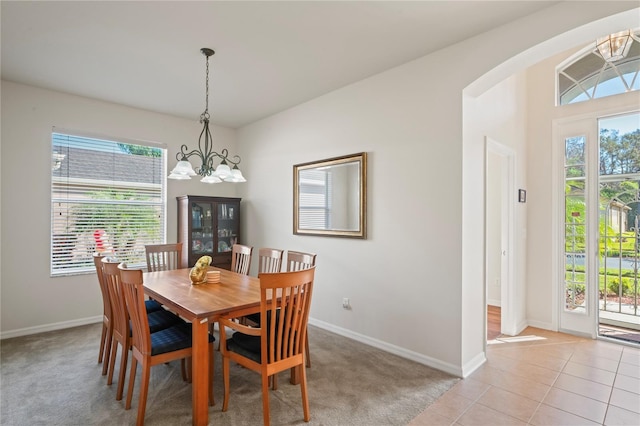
[51,132,166,276]
[298,169,332,229]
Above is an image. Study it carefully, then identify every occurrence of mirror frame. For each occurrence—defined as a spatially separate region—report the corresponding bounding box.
[293,152,367,239]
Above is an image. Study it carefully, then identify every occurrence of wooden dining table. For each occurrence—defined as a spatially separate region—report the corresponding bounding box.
[143,266,263,426]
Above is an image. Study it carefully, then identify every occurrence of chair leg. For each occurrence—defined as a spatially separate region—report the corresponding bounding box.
[136,364,151,426]
[99,323,107,364]
[261,372,271,426]
[116,344,129,400]
[125,358,138,410]
[107,342,118,385]
[185,357,192,383]
[222,356,230,412]
[102,333,113,376]
[209,344,215,406]
[305,328,311,368]
[300,360,310,422]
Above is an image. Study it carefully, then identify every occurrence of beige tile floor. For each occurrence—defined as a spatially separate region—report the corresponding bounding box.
[410,327,640,425]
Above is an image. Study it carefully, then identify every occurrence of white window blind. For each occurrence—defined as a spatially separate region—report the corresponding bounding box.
[298,169,332,229]
[51,132,166,276]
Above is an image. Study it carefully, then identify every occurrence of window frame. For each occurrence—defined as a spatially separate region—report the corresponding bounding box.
[50,129,167,276]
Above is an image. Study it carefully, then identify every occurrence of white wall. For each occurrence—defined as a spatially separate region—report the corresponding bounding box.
[0,81,238,336]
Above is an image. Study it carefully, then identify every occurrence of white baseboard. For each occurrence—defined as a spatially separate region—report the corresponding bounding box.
[461,351,487,378]
[0,316,102,340]
[526,319,555,331]
[308,317,463,377]
[487,300,501,307]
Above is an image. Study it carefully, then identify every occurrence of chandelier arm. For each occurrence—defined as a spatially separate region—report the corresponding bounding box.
[176,144,206,162]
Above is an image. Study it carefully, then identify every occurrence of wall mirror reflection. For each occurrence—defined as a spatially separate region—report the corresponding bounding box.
[294,152,367,238]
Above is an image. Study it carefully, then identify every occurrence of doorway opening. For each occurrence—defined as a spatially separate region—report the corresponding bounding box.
[485,137,517,341]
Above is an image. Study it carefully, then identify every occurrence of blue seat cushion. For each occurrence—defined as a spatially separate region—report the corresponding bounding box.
[228,311,279,363]
[145,299,163,313]
[147,309,185,333]
[150,323,215,356]
[227,335,261,362]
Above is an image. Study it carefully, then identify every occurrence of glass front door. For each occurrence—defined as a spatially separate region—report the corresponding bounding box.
[558,112,640,340]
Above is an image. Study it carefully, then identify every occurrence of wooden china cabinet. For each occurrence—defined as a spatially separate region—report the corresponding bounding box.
[177,195,241,269]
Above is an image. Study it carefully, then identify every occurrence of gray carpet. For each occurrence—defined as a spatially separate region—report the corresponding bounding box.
[0,323,458,425]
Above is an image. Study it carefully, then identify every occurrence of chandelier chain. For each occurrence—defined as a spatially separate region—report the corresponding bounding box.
[205,54,209,117]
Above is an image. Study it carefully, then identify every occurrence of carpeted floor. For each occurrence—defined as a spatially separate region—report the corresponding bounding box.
[0,323,458,425]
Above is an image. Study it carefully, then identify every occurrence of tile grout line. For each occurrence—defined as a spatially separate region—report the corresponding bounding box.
[526,353,569,425]
[448,383,491,426]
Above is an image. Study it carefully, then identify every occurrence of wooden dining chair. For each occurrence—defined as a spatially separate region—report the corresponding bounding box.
[219,267,316,426]
[145,243,182,272]
[287,251,317,369]
[93,252,112,375]
[286,251,317,274]
[243,248,284,327]
[247,249,317,389]
[230,244,253,275]
[118,264,215,426]
[257,248,284,274]
[101,258,185,401]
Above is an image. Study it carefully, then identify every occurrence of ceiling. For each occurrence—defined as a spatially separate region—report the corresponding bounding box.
[1,1,558,128]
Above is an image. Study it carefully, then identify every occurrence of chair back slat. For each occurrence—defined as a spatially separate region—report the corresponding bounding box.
[259,267,315,365]
[258,248,284,273]
[286,250,317,272]
[93,252,111,318]
[145,243,182,272]
[118,265,153,356]
[102,259,129,344]
[231,244,253,275]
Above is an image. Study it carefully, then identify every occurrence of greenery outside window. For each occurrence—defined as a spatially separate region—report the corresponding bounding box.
[51,131,166,276]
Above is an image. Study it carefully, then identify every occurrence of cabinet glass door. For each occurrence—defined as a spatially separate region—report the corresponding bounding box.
[191,202,214,256]
[216,202,238,254]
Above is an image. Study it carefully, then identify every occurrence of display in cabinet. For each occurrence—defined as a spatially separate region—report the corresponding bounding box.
[177,195,241,269]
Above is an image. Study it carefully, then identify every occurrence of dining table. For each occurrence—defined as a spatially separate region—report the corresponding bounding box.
[143,266,264,426]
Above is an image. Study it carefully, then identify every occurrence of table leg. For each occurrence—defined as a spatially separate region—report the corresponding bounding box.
[192,318,209,426]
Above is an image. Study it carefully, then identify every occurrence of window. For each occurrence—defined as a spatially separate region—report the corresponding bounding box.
[51,131,166,276]
[558,30,640,105]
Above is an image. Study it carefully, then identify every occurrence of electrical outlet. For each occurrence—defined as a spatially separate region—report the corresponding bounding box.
[342,297,351,310]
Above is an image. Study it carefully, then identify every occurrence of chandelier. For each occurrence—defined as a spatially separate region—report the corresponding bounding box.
[596,30,635,63]
[169,48,246,183]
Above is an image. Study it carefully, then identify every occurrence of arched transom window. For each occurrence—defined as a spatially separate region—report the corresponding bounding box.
[558,29,640,105]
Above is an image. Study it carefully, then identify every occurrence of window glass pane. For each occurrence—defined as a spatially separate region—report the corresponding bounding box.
[564,133,588,312]
[598,112,640,318]
[558,31,639,105]
[51,133,166,276]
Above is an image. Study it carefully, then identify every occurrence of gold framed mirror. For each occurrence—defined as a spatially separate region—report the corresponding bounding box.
[293,152,367,238]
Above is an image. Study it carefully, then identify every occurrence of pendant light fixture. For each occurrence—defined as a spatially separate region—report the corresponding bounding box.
[169,48,246,183]
[596,30,634,63]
